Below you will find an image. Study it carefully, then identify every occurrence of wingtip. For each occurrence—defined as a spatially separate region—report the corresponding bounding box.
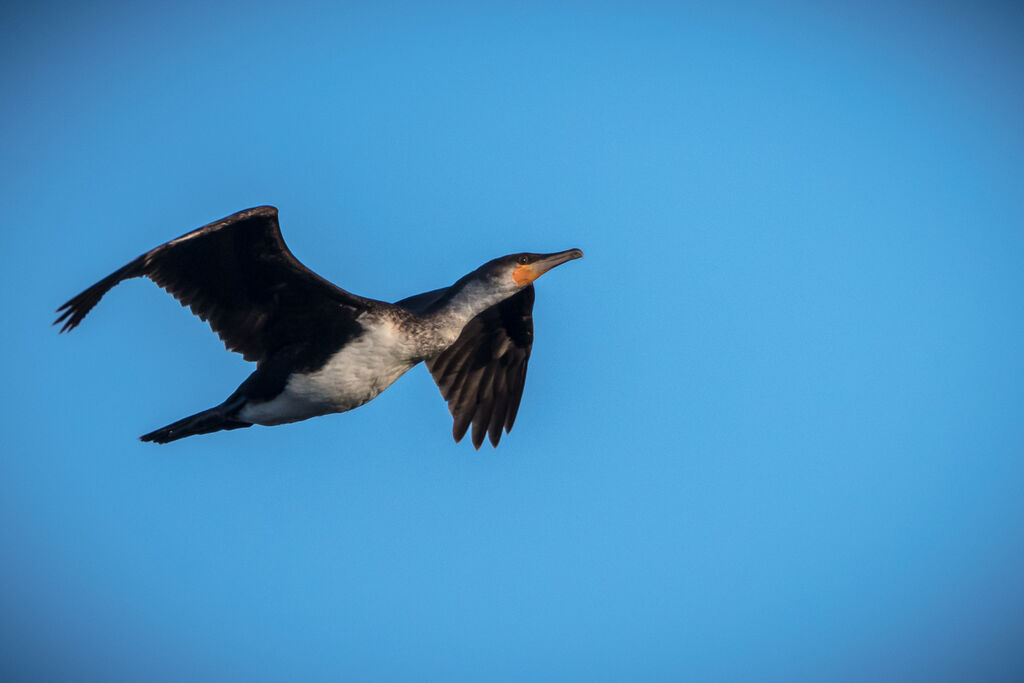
[52,305,77,334]
[452,423,487,450]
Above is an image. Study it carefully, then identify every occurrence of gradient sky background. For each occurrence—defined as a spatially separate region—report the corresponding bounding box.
[3,1,1024,681]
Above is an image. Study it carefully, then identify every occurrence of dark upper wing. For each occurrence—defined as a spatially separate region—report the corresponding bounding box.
[392,287,449,314]
[400,286,535,449]
[54,206,370,363]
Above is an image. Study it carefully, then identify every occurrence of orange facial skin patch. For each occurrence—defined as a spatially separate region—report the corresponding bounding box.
[512,264,538,286]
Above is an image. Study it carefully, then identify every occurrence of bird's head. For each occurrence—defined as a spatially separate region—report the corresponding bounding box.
[477,248,584,295]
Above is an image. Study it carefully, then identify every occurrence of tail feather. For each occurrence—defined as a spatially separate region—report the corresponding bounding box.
[140,406,251,444]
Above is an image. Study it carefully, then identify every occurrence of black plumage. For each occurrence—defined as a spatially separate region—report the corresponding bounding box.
[55,206,368,368]
[425,288,534,448]
[55,206,582,447]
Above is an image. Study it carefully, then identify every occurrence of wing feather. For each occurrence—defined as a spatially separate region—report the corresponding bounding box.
[54,206,369,364]
[411,286,535,449]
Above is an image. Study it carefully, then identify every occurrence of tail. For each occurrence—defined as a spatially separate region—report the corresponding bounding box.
[140,405,252,444]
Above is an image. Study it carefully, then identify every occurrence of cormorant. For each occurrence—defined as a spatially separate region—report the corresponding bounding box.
[54,206,582,448]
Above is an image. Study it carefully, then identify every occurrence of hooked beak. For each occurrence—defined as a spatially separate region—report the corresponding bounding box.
[513,248,584,286]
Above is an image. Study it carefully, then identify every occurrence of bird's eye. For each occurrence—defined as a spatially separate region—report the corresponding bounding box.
[516,255,529,265]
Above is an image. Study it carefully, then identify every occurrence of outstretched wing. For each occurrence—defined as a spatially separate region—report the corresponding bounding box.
[54,206,370,364]
[399,286,534,449]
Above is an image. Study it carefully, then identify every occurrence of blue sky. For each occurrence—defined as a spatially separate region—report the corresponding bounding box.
[3,1,1024,680]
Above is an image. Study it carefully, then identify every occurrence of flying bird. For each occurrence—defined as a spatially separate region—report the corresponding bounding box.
[54,206,582,448]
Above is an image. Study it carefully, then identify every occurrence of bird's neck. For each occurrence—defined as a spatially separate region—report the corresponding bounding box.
[416,278,511,351]
[439,278,509,320]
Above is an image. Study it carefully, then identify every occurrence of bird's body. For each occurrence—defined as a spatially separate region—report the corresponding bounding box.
[239,312,418,425]
[55,206,582,447]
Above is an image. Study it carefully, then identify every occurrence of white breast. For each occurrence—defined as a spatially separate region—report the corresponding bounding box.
[239,316,422,426]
